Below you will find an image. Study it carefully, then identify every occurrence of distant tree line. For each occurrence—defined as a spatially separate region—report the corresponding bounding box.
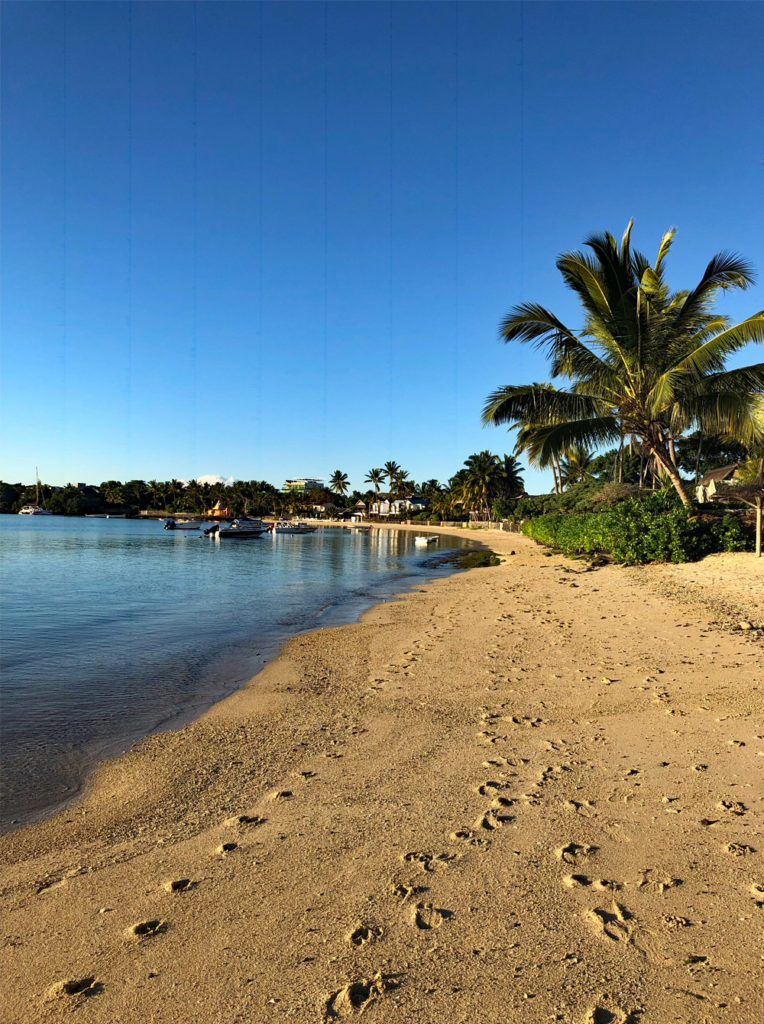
[0,454,525,520]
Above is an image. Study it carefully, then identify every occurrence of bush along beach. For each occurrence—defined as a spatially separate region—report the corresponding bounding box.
[521,493,751,564]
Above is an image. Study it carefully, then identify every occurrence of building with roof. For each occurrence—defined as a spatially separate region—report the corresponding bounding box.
[695,464,741,503]
[282,478,324,493]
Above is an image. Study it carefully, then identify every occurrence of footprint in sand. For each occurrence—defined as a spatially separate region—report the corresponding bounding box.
[474,809,514,831]
[391,883,428,901]
[717,799,747,816]
[348,924,383,946]
[163,878,195,894]
[564,874,622,891]
[412,902,453,929]
[564,799,596,817]
[126,919,167,939]
[47,977,102,1000]
[482,756,522,771]
[584,1005,634,1024]
[723,842,755,857]
[225,814,266,828]
[325,972,401,1018]
[749,883,764,908]
[587,903,633,944]
[450,828,490,848]
[475,780,514,798]
[557,842,598,864]
[402,851,456,872]
[636,869,682,893]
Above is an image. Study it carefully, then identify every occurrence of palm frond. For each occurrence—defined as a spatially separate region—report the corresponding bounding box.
[672,313,764,377]
[654,227,676,273]
[673,252,755,332]
[690,392,764,445]
[694,362,764,395]
[498,302,579,351]
[556,252,612,321]
[515,417,621,464]
[482,383,608,428]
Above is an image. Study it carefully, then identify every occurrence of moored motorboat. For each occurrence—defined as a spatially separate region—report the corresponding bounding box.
[272,520,317,534]
[206,518,271,539]
[414,535,438,546]
[164,517,210,531]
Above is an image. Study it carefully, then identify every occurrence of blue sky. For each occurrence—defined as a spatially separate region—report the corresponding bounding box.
[2,0,763,492]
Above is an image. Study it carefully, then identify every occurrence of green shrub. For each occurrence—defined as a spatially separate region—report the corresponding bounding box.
[520,495,752,564]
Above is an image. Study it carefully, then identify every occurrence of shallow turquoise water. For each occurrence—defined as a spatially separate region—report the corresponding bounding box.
[0,516,469,829]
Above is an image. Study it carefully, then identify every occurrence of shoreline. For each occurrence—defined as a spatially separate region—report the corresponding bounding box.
[0,522,480,833]
[2,530,761,1023]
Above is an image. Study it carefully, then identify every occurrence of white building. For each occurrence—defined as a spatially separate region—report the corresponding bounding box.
[369,498,427,517]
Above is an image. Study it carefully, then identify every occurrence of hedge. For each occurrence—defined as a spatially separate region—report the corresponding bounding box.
[520,496,750,564]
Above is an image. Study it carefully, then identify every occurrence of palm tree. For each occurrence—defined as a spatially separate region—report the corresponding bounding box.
[329,470,349,497]
[391,469,413,499]
[499,454,525,498]
[461,451,502,519]
[365,468,384,509]
[383,461,401,496]
[483,223,764,505]
[559,444,594,489]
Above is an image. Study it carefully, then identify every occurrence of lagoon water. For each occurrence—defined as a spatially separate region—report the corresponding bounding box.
[0,516,469,830]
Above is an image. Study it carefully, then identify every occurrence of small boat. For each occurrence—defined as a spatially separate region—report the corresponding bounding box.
[414,535,438,546]
[207,518,271,539]
[272,520,318,534]
[18,468,52,515]
[18,504,52,516]
[164,517,210,531]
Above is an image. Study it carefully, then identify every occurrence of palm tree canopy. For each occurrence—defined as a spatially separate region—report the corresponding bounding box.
[365,468,384,492]
[383,461,401,485]
[559,444,595,488]
[329,470,349,496]
[483,223,764,502]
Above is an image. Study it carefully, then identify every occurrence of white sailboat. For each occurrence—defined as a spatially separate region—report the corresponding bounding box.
[18,468,52,515]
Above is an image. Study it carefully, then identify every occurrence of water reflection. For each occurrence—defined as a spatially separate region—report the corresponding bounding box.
[0,517,469,828]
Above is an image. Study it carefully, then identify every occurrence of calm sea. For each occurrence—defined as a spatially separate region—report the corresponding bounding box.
[0,516,469,831]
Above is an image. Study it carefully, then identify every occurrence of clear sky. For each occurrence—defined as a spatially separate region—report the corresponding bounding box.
[2,0,763,491]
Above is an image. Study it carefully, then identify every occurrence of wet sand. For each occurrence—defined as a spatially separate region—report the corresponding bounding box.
[1,528,762,1023]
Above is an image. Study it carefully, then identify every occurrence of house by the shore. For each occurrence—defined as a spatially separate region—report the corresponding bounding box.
[695,464,741,503]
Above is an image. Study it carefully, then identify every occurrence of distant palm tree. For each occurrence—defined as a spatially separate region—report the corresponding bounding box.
[383,461,401,497]
[329,470,349,496]
[559,445,594,489]
[391,469,413,500]
[365,468,385,506]
[499,454,525,498]
[461,451,502,519]
[483,222,764,505]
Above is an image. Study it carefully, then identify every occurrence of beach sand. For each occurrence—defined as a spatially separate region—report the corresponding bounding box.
[1,528,762,1023]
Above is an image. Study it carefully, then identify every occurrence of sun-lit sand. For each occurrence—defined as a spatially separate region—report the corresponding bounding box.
[1,528,762,1023]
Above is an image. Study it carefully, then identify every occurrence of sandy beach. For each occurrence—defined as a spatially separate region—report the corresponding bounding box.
[1,527,762,1023]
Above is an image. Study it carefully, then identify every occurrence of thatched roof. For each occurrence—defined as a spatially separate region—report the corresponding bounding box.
[698,463,739,486]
